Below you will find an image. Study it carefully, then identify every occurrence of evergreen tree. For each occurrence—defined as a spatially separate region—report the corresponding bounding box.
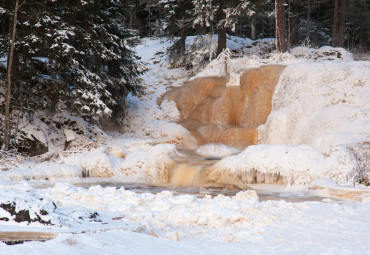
[163,0,195,67]
[124,0,166,37]
[192,0,255,54]
[247,0,272,40]
[0,0,144,128]
[275,0,287,52]
[346,0,370,51]
[165,0,257,69]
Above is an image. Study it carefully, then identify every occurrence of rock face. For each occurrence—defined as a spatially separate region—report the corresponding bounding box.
[0,202,54,225]
[17,135,48,157]
[158,65,285,148]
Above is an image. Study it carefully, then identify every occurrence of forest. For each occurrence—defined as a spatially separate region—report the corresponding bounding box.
[0,0,369,253]
[0,0,369,153]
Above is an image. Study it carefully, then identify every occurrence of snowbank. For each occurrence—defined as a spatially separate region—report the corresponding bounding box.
[0,163,82,182]
[122,38,198,148]
[117,143,177,183]
[0,182,365,251]
[0,188,60,226]
[208,144,356,186]
[0,143,179,183]
[290,46,354,61]
[206,61,369,186]
[193,45,354,80]
[259,61,370,152]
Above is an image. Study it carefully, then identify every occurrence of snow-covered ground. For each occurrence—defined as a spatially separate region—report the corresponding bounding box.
[1,181,370,254]
[1,37,370,254]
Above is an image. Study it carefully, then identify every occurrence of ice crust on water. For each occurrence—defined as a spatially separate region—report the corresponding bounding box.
[196,143,241,157]
[0,163,82,182]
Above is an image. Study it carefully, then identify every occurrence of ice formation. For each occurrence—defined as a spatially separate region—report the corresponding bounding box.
[159,65,285,148]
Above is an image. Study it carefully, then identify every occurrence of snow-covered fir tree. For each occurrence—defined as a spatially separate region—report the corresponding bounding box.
[0,0,144,126]
[165,0,257,68]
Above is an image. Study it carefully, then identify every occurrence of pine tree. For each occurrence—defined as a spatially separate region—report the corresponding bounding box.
[275,0,287,52]
[163,0,195,67]
[46,0,145,123]
[193,0,255,55]
[337,0,345,47]
[306,0,311,42]
[332,0,339,46]
[346,0,370,51]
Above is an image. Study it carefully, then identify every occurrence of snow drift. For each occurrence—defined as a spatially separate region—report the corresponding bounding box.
[208,61,370,186]
[259,61,370,152]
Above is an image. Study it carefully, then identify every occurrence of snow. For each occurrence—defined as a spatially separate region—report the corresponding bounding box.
[196,143,241,158]
[21,120,48,147]
[0,163,82,182]
[63,129,79,142]
[194,43,355,80]
[0,188,61,226]
[209,144,356,185]
[202,59,369,186]
[291,46,354,61]
[0,182,369,254]
[117,143,177,183]
[121,38,197,148]
[1,36,370,254]
[259,61,370,153]
[81,149,114,178]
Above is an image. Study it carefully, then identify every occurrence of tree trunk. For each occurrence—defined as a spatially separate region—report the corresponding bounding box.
[3,0,19,151]
[179,34,186,53]
[306,0,311,42]
[359,3,364,50]
[312,0,321,46]
[289,1,300,47]
[250,16,257,40]
[275,0,287,52]
[217,9,227,55]
[337,0,345,47]
[332,0,339,46]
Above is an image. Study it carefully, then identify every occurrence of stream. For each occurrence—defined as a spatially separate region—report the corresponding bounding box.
[31,146,341,203]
